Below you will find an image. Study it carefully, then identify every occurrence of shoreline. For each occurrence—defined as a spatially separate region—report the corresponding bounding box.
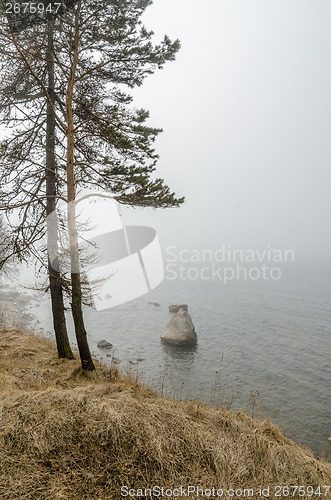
[0,327,330,498]
[1,287,329,460]
[0,287,330,458]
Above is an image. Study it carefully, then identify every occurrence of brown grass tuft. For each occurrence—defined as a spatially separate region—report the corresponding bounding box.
[0,328,330,499]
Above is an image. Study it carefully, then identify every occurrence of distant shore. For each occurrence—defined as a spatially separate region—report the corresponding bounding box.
[0,327,330,499]
[0,287,35,330]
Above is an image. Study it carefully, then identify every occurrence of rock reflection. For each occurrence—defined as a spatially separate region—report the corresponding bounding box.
[158,342,198,400]
[160,341,197,361]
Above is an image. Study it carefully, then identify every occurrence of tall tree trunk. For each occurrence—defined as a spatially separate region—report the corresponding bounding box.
[46,18,74,360]
[66,1,95,371]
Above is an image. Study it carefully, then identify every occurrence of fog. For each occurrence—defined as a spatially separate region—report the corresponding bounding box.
[119,0,331,263]
[2,0,331,270]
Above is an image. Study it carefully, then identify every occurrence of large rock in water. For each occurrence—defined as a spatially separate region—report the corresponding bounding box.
[161,309,197,346]
[169,304,188,313]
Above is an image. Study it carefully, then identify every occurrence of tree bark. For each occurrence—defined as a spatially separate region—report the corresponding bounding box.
[66,1,95,371]
[46,18,74,360]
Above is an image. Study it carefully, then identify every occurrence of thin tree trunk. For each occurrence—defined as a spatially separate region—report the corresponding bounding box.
[46,18,74,360]
[66,1,95,371]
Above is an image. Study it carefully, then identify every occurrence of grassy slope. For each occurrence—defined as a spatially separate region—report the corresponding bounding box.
[0,328,330,500]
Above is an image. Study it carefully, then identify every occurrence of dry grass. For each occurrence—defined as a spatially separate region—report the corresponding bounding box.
[0,328,330,499]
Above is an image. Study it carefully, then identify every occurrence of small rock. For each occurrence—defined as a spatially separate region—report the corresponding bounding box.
[97,339,113,349]
[328,436,331,443]
[169,304,188,313]
[129,357,145,365]
[149,302,160,306]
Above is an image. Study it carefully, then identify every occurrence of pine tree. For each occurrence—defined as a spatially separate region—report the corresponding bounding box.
[0,8,74,359]
[0,0,184,370]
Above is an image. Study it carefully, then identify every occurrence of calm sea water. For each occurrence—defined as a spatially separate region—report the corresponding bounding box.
[30,261,331,458]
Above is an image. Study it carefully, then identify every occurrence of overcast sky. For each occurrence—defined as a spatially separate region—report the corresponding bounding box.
[118,0,331,262]
[3,1,330,268]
